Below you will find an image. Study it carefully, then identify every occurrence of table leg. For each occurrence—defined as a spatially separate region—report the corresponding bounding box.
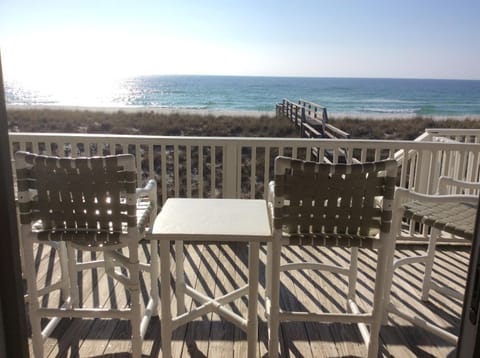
[247,241,260,358]
[160,240,172,358]
[175,240,186,314]
[268,235,281,357]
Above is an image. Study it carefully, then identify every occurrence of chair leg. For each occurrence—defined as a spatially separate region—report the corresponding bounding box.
[367,242,390,358]
[66,244,79,308]
[382,208,404,324]
[160,239,172,358]
[348,247,359,302]
[23,237,44,358]
[150,239,160,316]
[422,227,440,301]
[58,242,71,304]
[128,243,143,358]
[265,242,272,320]
[267,236,281,357]
[17,213,27,277]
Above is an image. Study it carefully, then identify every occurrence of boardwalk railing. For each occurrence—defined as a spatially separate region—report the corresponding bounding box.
[276,98,349,139]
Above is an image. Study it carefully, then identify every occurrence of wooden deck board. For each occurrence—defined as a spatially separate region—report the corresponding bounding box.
[208,244,236,358]
[214,243,246,358]
[278,256,314,358]
[183,243,218,357]
[26,242,468,357]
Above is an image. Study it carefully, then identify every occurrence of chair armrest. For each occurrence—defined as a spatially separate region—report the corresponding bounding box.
[267,180,275,205]
[136,179,157,233]
[267,181,275,226]
[395,187,478,208]
[438,176,480,194]
[136,179,157,197]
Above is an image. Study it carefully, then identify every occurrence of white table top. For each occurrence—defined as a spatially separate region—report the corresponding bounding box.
[151,198,272,242]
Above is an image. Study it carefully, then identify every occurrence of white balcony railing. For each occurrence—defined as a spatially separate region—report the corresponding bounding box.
[9,131,480,244]
[423,128,480,144]
[10,132,480,202]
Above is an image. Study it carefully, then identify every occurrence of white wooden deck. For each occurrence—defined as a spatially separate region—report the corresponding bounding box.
[26,241,468,357]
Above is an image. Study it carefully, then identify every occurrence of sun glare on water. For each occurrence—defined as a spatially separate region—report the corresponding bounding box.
[3,28,260,107]
[3,32,145,107]
[8,72,127,108]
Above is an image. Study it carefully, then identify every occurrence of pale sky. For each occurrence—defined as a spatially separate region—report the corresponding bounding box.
[1,0,479,82]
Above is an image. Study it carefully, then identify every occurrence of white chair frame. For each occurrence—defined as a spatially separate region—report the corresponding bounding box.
[16,152,159,358]
[265,156,397,358]
[385,176,479,344]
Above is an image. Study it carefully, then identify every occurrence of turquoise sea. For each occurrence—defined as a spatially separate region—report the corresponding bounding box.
[5,75,480,117]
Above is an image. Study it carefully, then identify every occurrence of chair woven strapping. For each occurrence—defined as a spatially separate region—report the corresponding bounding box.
[385,177,479,344]
[266,156,397,358]
[15,151,159,358]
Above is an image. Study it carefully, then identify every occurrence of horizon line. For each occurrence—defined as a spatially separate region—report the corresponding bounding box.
[97,73,480,81]
[5,73,480,82]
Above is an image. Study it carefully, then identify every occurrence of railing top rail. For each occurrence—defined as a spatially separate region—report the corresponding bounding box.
[426,128,480,135]
[413,132,433,142]
[324,123,349,138]
[281,98,326,110]
[282,98,301,107]
[298,99,327,111]
[282,98,328,113]
[9,132,480,150]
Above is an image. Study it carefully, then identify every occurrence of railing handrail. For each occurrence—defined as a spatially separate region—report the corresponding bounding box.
[280,98,326,114]
[298,99,329,123]
[10,132,480,150]
[298,99,327,111]
[324,123,349,139]
[426,128,480,136]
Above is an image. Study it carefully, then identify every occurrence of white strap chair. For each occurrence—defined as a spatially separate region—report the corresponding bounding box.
[266,156,397,358]
[15,151,159,358]
[386,177,479,344]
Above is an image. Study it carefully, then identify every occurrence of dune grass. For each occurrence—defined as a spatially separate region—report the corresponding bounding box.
[7,107,480,140]
[7,108,297,137]
[330,116,480,140]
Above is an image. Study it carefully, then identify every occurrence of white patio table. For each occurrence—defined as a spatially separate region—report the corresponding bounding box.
[150,198,271,358]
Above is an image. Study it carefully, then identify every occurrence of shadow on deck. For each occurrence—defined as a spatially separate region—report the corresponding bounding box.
[27,242,468,357]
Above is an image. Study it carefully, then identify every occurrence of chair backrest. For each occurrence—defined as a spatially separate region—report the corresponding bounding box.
[273,156,397,245]
[15,151,137,246]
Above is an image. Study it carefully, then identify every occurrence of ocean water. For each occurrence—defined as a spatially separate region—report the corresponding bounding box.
[5,75,480,117]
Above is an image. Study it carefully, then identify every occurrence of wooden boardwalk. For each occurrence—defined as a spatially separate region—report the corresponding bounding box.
[27,241,469,357]
[276,99,350,140]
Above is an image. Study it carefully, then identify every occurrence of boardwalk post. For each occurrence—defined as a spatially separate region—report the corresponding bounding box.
[321,108,327,136]
[293,104,297,126]
[300,105,306,137]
